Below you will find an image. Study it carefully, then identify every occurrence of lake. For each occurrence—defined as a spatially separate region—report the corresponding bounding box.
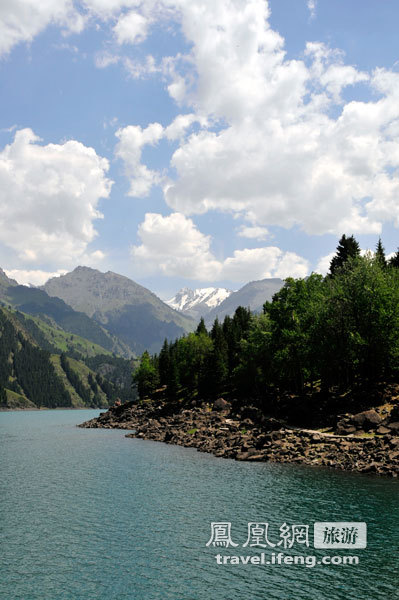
[0,409,398,599]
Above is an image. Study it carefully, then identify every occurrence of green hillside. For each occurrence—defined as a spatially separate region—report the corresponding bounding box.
[0,307,133,409]
[18,312,113,359]
[0,282,130,357]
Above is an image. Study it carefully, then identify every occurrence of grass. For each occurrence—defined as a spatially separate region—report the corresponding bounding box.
[50,355,84,408]
[31,316,112,358]
[4,389,36,409]
[51,354,108,408]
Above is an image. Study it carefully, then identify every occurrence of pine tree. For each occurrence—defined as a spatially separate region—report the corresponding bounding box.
[209,319,229,397]
[196,317,208,336]
[389,248,399,268]
[329,234,360,276]
[166,354,179,400]
[0,386,7,406]
[133,351,159,399]
[375,238,387,268]
[158,339,170,386]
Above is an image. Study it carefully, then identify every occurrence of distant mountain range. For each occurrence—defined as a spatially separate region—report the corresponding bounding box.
[0,265,286,366]
[43,267,194,355]
[166,287,232,320]
[165,279,285,325]
[0,269,125,355]
[204,278,284,325]
[0,263,291,409]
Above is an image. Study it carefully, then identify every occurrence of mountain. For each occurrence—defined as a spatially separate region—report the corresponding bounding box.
[0,306,129,410]
[43,267,195,354]
[11,309,114,360]
[0,268,17,289]
[0,282,127,356]
[205,278,285,325]
[166,287,232,320]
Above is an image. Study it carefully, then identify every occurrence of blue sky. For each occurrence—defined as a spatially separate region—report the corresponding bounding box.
[1,0,399,298]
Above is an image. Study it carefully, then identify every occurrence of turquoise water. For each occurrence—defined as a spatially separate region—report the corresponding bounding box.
[0,410,398,600]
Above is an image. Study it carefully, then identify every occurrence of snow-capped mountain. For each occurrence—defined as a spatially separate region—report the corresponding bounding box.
[166,287,233,319]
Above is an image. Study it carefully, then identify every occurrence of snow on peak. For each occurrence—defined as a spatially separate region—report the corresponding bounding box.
[166,287,232,313]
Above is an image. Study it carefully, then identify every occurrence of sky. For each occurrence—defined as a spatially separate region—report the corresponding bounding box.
[1,0,399,299]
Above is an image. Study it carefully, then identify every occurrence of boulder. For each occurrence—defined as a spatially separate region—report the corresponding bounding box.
[376,425,392,435]
[336,423,357,435]
[351,410,382,430]
[213,398,231,412]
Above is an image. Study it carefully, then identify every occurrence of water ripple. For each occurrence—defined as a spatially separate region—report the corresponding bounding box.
[0,410,398,600]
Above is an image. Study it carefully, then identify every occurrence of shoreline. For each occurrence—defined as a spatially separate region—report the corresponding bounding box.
[79,400,399,478]
[0,406,105,412]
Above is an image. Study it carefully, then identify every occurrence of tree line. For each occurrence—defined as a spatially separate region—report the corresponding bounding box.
[133,235,399,416]
[0,307,117,409]
[0,309,71,408]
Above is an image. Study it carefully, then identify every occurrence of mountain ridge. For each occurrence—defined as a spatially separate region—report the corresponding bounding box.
[166,286,232,320]
[43,266,195,354]
[204,277,285,325]
[0,283,128,356]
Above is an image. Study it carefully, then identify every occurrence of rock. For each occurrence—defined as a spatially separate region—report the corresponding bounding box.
[261,416,284,431]
[376,426,392,435]
[213,398,231,412]
[351,410,382,430]
[79,400,399,478]
[246,447,260,457]
[360,462,380,473]
[246,453,266,461]
[336,424,357,435]
[353,429,366,436]
[236,451,250,461]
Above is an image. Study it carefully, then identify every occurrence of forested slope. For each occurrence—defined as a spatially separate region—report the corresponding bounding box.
[0,307,134,409]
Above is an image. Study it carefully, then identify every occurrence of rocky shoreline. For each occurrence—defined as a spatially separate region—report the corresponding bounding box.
[79,399,399,478]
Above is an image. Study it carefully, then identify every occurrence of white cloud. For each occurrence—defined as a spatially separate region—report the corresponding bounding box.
[0,129,112,267]
[0,0,84,56]
[140,1,399,240]
[237,225,269,240]
[114,115,207,193]
[222,247,309,281]
[307,0,317,20]
[95,51,160,78]
[108,1,399,240]
[6,0,399,252]
[115,123,164,196]
[113,10,149,44]
[82,0,144,18]
[131,212,221,279]
[315,252,335,275]
[0,0,160,56]
[315,245,397,275]
[95,51,121,68]
[4,269,67,287]
[132,212,309,282]
[164,113,200,140]
[114,113,210,199]
[123,54,160,78]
